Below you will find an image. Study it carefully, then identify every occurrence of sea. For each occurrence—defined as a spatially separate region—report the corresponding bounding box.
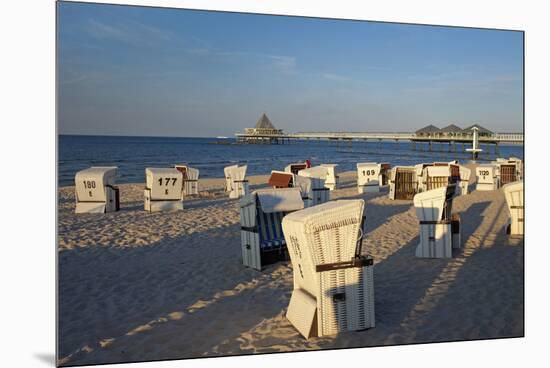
[58,135,524,187]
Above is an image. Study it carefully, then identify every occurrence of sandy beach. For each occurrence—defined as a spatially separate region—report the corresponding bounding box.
[57,164,524,366]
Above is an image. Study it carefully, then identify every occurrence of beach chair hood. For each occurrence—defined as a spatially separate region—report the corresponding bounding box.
[256,188,304,213]
[297,166,328,179]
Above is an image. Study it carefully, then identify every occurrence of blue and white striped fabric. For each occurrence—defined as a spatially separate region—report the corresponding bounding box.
[258,210,287,250]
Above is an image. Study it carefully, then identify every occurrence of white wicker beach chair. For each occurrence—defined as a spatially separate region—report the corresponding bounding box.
[175,164,200,197]
[282,200,375,338]
[75,166,120,213]
[476,164,499,191]
[425,164,461,192]
[224,164,238,192]
[357,162,381,193]
[389,166,418,200]
[225,165,249,199]
[320,164,339,191]
[240,188,304,270]
[297,167,331,207]
[413,185,461,258]
[144,168,184,212]
[503,181,524,236]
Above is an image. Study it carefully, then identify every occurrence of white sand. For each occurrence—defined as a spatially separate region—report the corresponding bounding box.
[57,164,523,366]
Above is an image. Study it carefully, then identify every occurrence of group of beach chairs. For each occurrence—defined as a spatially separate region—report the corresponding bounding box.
[73,157,523,340]
[236,157,523,339]
[74,164,200,213]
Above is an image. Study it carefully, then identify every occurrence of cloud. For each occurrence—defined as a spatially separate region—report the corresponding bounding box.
[86,18,173,46]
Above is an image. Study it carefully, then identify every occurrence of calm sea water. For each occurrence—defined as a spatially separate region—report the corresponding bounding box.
[58,135,523,187]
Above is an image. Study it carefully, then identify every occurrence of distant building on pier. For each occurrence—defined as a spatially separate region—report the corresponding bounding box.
[415,123,494,139]
[461,124,494,138]
[415,124,442,138]
[244,113,283,136]
[240,113,284,143]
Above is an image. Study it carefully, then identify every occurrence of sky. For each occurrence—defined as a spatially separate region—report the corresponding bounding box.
[57,2,524,137]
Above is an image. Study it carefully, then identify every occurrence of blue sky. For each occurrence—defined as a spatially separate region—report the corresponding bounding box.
[57,2,523,137]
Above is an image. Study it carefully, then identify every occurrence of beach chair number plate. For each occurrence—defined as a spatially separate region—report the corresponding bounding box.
[158,177,178,186]
[82,180,96,197]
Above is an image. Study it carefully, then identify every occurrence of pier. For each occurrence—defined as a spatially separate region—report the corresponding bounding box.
[235,116,523,157]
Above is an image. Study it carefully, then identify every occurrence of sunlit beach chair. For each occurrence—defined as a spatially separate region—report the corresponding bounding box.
[425,164,461,191]
[175,164,200,196]
[239,188,304,270]
[144,168,184,212]
[320,164,339,190]
[413,185,461,258]
[475,164,499,191]
[458,165,472,195]
[297,166,331,206]
[389,166,418,200]
[75,166,120,213]
[282,199,375,338]
[224,164,238,192]
[225,165,249,199]
[285,162,309,175]
[357,162,383,193]
[503,181,524,236]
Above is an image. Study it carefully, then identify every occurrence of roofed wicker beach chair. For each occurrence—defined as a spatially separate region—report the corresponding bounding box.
[389,166,418,200]
[297,166,331,207]
[425,164,461,192]
[239,188,304,270]
[357,162,391,193]
[75,166,120,213]
[282,199,375,339]
[503,181,524,236]
[175,164,200,196]
[476,164,499,191]
[224,164,249,199]
[144,168,184,212]
[320,164,339,191]
[224,164,238,192]
[413,185,461,258]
